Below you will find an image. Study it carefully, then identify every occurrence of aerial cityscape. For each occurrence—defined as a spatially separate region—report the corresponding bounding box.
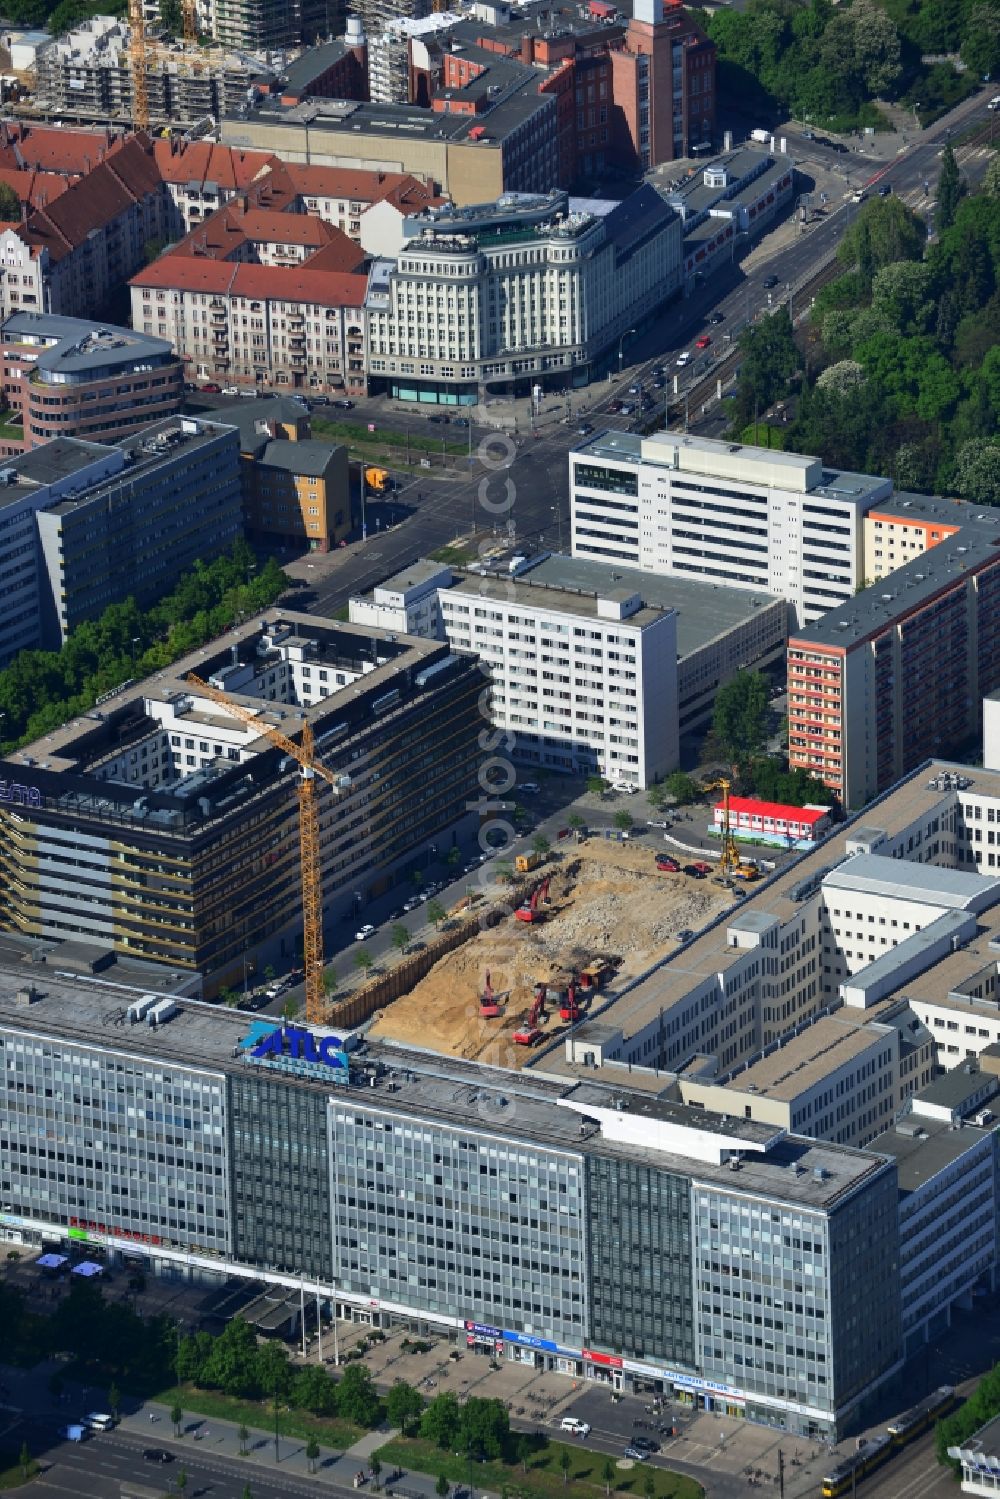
[0,0,998,1494]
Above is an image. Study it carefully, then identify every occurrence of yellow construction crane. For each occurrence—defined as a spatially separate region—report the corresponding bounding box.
[702,777,758,882]
[187,672,347,1024]
[182,0,197,45]
[128,0,150,131]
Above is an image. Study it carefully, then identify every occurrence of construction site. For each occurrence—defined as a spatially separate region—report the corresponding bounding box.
[367,836,737,1067]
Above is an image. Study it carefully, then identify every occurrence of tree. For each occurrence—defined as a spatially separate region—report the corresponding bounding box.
[411,868,425,891]
[242,1486,255,1499]
[602,1459,615,1497]
[712,671,770,771]
[426,899,447,928]
[18,1441,30,1480]
[586,775,608,797]
[961,1,1000,80]
[108,1381,120,1420]
[531,834,551,858]
[953,439,1000,504]
[517,1435,531,1472]
[0,183,20,223]
[354,950,375,977]
[291,1362,338,1417]
[837,198,927,280]
[446,846,461,867]
[170,1402,183,1437]
[642,1471,656,1499]
[175,1470,188,1496]
[985,154,1000,201]
[567,812,585,830]
[936,142,966,232]
[560,1450,572,1486]
[816,359,866,396]
[307,1435,321,1474]
[239,1422,250,1456]
[459,1397,509,1460]
[160,0,183,30]
[386,1380,425,1436]
[849,0,902,93]
[421,1391,462,1449]
[199,1317,261,1398]
[218,986,239,1009]
[870,260,934,335]
[371,1455,382,1490]
[613,810,633,832]
[391,923,410,954]
[337,1363,382,1428]
[322,967,337,996]
[665,770,700,805]
[436,1474,451,1498]
[176,1329,213,1385]
[280,995,299,1021]
[732,309,797,427]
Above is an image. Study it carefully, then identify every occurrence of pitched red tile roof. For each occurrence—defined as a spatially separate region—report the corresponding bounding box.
[19,135,161,261]
[239,209,340,246]
[131,256,368,308]
[152,139,277,189]
[131,259,239,294]
[0,122,133,176]
[288,233,365,273]
[0,167,71,209]
[284,163,432,203]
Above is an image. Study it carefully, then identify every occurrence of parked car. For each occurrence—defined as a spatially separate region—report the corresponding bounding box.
[221,385,239,396]
[453,416,469,427]
[624,1447,649,1461]
[684,863,707,879]
[83,1414,115,1431]
[878,183,892,196]
[331,398,354,409]
[355,924,376,941]
[695,334,712,350]
[561,1418,592,1436]
[676,928,694,942]
[520,781,540,794]
[656,856,681,873]
[632,1437,660,1453]
[200,382,222,394]
[427,414,450,424]
[647,818,670,829]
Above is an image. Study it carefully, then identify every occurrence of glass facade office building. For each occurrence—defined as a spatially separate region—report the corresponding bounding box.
[328,1100,588,1345]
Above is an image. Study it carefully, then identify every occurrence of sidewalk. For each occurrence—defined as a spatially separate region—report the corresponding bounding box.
[123,1402,426,1493]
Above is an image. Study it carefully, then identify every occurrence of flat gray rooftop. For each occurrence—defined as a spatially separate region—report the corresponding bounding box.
[0,436,109,496]
[869,1114,992,1196]
[0,960,886,1207]
[912,1065,998,1113]
[794,526,1000,648]
[514,553,785,657]
[824,854,1000,911]
[1,311,174,377]
[259,439,341,477]
[45,418,238,516]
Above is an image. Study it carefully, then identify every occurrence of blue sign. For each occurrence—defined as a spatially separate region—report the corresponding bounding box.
[240,1021,348,1071]
[503,1330,558,1354]
[465,1320,503,1340]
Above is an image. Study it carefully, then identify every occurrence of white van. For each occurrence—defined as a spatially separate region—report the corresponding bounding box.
[560,1417,591,1436]
[83,1413,115,1431]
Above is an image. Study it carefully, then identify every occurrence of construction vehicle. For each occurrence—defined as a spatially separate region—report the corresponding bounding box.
[513,982,548,1044]
[514,852,541,874]
[186,673,349,1024]
[479,971,503,1019]
[364,466,392,494]
[702,777,759,882]
[560,978,583,1023]
[579,959,611,992]
[514,876,550,922]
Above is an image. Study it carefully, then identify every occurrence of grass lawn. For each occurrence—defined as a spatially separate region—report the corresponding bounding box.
[312,417,466,458]
[0,421,23,442]
[155,1382,363,1452]
[0,1452,38,1491]
[430,542,479,566]
[378,1436,703,1499]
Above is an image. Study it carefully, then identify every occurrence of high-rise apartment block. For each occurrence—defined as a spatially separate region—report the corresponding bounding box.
[569,430,891,628]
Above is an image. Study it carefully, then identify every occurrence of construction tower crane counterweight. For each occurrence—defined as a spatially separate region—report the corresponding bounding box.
[186,673,349,1024]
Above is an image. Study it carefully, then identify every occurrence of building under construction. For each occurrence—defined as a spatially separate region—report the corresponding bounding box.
[0,612,483,993]
[33,16,271,127]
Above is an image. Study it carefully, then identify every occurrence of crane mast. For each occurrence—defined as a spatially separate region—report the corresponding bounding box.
[128,0,150,131]
[186,673,344,1025]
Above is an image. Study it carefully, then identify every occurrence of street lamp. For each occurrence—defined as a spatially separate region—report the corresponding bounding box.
[130,636,140,673]
[551,504,563,552]
[617,327,636,376]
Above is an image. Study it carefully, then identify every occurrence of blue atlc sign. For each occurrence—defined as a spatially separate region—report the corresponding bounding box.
[239,1020,348,1071]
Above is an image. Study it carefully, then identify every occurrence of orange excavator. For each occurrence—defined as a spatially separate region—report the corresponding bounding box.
[479,971,503,1019]
[560,978,582,1023]
[513,982,548,1044]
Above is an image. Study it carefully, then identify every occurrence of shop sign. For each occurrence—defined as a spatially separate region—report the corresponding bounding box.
[465,1320,502,1340]
[0,781,41,808]
[621,1360,743,1399]
[582,1350,623,1369]
[503,1330,559,1354]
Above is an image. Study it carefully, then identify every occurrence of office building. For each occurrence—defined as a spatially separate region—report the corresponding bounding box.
[222,93,561,207]
[212,394,351,551]
[0,612,483,988]
[365,187,682,403]
[349,551,786,781]
[665,148,797,281]
[0,416,241,662]
[609,0,715,168]
[711,796,833,849]
[787,520,1000,807]
[0,968,901,1440]
[570,430,891,628]
[0,312,183,454]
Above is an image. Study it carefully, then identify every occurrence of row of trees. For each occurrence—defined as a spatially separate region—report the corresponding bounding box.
[0,541,288,751]
[786,174,1000,498]
[696,0,984,136]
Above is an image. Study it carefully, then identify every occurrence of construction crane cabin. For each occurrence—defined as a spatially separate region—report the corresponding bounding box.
[187,673,350,1025]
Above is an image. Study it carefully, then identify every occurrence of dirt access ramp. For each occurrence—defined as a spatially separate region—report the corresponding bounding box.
[368,838,731,1067]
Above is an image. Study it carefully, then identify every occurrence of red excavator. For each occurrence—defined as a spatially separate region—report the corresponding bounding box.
[479,971,502,1019]
[515,877,550,923]
[560,978,583,1023]
[513,982,548,1045]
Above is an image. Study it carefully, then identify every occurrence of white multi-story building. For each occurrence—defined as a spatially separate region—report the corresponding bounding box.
[349,552,787,785]
[570,430,893,627]
[367,11,461,103]
[365,186,682,403]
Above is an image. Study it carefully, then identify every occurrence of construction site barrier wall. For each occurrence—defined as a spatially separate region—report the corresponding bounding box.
[327,877,539,1030]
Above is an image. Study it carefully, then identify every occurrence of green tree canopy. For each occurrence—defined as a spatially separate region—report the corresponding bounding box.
[732,308,797,427]
[837,197,927,282]
[421,1391,463,1449]
[336,1363,382,1427]
[936,142,966,231]
[386,1380,425,1435]
[459,1397,510,1459]
[712,671,770,771]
